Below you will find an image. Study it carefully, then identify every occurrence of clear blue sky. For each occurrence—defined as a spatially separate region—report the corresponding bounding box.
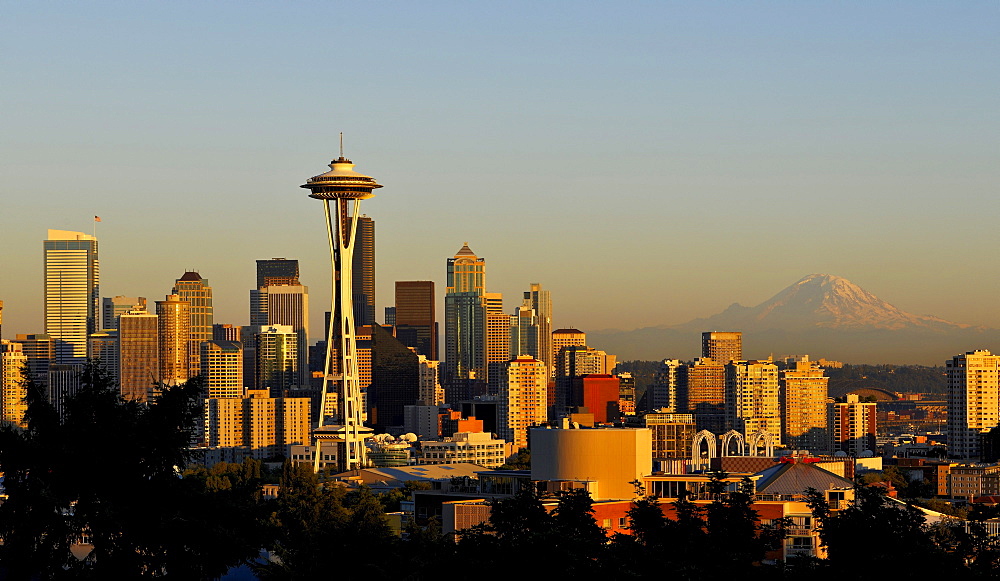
[2,1,997,347]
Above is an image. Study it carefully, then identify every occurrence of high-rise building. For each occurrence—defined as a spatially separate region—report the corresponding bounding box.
[552,328,587,369]
[102,296,146,331]
[686,357,726,433]
[702,331,742,364]
[368,325,419,431]
[118,309,158,402]
[88,330,119,386]
[947,350,1000,460]
[12,334,55,389]
[200,340,243,399]
[510,299,539,360]
[172,272,213,376]
[351,216,375,327]
[499,356,547,450]
[251,324,299,397]
[1,341,28,428]
[300,150,381,471]
[571,374,621,424]
[261,285,309,387]
[444,244,487,385]
[394,281,437,359]
[484,293,509,390]
[725,359,781,445]
[384,307,396,326]
[256,258,300,288]
[554,345,616,420]
[48,363,83,420]
[0,300,4,339]
[156,294,191,385]
[829,394,877,456]
[212,324,242,342]
[648,359,686,414]
[525,284,552,373]
[417,355,444,406]
[44,230,99,363]
[780,356,829,452]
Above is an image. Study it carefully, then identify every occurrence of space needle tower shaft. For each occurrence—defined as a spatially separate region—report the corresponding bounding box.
[301,138,382,472]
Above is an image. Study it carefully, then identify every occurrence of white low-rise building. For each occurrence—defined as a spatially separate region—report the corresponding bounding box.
[419,431,509,468]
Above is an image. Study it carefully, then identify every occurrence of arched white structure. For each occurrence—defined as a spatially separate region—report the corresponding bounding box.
[747,430,775,457]
[691,430,717,471]
[720,430,746,457]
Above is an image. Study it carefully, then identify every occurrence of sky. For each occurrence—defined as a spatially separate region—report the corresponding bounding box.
[2,1,998,347]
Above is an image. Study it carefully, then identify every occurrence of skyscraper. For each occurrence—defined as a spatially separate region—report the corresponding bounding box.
[686,357,726,433]
[352,216,375,327]
[118,309,158,402]
[44,230,99,363]
[510,298,539,360]
[725,359,781,445]
[444,244,487,385]
[102,296,146,331]
[525,283,552,373]
[88,330,119,386]
[252,324,299,396]
[256,258,300,287]
[156,294,191,385]
[829,394,877,457]
[262,285,309,387]
[648,359,686,413]
[947,350,1000,460]
[484,292,509,389]
[1,341,28,428]
[499,356,547,450]
[780,356,829,452]
[300,149,382,472]
[172,272,213,376]
[394,281,437,359]
[200,340,243,399]
[702,331,742,364]
[552,328,587,370]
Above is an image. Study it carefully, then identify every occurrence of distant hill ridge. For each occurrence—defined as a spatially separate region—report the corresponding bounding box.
[589,274,997,365]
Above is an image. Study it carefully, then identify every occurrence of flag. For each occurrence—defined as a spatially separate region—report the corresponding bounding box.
[94,216,102,222]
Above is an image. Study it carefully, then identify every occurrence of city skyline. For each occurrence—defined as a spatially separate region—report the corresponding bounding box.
[2,2,997,360]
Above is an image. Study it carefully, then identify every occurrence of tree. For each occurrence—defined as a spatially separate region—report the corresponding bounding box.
[0,364,261,578]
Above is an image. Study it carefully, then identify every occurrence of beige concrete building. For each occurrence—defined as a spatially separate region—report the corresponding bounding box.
[419,431,509,468]
[531,426,653,500]
[1,341,28,428]
[551,328,587,370]
[156,294,191,385]
[947,350,1000,460]
[726,359,781,445]
[484,292,510,387]
[417,355,444,405]
[830,394,876,456]
[205,389,311,460]
[200,340,243,399]
[780,356,829,452]
[500,356,548,449]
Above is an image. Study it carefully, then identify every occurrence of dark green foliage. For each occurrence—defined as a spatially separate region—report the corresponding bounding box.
[256,461,398,579]
[806,485,960,577]
[496,447,530,470]
[0,364,262,578]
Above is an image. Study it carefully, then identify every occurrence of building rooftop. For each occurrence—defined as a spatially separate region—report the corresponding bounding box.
[754,460,855,496]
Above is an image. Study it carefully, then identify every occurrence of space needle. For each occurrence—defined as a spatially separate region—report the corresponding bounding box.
[301,136,382,472]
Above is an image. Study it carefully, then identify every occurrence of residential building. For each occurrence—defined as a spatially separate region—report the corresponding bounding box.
[1,341,28,427]
[551,328,586,371]
[687,357,726,433]
[780,356,829,452]
[44,230,99,362]
[830,394,876,456]
[205,389,311,460]
[499,356,547,449]
[418,355,444,405]
[649,359,686,413]
[200,340,243,399]
[726,359,781,445]
[947,350,1000,460]
[252,324,299,396]
[88,330,119,385]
